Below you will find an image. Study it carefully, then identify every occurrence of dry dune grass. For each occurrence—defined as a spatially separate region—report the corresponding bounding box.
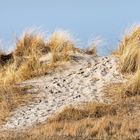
[1,26,140,139]
[48,103,116,122]
[125,69,140,97]
[114,25,140,73]
[0,85,33,124]
[111,24,140,109]
[14,32,50,58]
[1,95,140,140]
[104,69,140,102]
[0,30,77,128]
[0,30,77,84]
[13,31,50,70]
[48,31,78,62]
[30,96,140,139]
[2,27,140,139]
[2,69,140,139]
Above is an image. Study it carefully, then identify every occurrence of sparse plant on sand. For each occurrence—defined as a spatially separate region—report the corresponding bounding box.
[85,37,102,56]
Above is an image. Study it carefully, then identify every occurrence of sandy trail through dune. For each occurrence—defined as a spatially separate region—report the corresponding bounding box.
[0,54,125,131]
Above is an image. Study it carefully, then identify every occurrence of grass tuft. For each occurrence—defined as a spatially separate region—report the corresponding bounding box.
[114,24,140,73]
[125,69,140,97]
[0,30,77,84]
[47,30,77,62]
[85,38,102,56]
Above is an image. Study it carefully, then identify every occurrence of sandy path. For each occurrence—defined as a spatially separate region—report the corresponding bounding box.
[0,54,124,131]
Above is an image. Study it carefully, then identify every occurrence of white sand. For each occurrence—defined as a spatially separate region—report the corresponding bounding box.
[0,53,125,131]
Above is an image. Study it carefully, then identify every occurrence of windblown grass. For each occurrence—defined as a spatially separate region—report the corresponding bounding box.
[114,25,140,73]
[1,26,140,139]
[0,30,77,84]
[104,70,140,101]
[47,30,77,62]
[14,31,50,66]
[125,69,140,97]
[2,43,140,139]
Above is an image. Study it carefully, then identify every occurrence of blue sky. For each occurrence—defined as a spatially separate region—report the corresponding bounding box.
[0,0,140,55]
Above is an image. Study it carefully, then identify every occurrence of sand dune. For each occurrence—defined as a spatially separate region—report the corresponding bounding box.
[0,53,125,131]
